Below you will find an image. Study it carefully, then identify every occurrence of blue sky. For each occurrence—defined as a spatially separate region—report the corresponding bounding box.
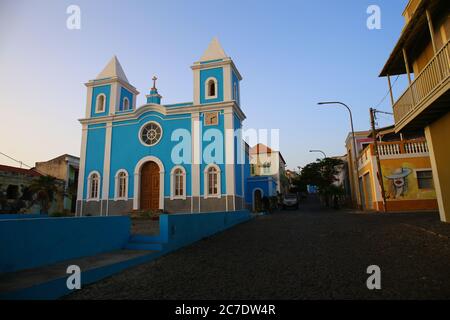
[0,0,408,169]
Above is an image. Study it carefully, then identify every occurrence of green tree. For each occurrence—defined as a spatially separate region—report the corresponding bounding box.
[30,175,60,214]
[295,158,344,207]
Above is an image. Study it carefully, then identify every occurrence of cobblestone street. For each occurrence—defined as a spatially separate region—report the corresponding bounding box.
[67,197,450,300]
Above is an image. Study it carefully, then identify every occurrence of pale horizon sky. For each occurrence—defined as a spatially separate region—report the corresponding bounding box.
[0,0,409,170]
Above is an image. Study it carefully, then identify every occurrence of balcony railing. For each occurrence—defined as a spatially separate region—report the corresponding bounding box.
[393,40,450,125]
[358,139,429,168]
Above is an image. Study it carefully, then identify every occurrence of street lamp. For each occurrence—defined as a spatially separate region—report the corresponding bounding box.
[309,149,327,159]
[317,101,360,208]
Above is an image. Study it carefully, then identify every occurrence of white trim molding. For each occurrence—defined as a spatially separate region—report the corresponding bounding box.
[76,124,88,215]
[114,169,129,200]
[205,77,218,99]
[87,170,101,202]
[95,93,106,113]
[170,165,187,200]
[191,112,201,212]
[204,163,221,199]
[133,156,165,210]
[80,101,246,126]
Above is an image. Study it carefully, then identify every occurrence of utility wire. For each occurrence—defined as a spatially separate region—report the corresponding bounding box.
[374,75,400,111]
[0,151,46,175]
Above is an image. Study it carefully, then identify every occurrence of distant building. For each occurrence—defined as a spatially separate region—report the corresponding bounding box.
[285,169,299,191]
[0,164,41,214]
[379,0,449,221]
[356,126,438,212]
[35,154,79,213]
[345,130,374,208]
[249,143,288,195]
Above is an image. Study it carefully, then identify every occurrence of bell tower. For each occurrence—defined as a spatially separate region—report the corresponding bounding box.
[84,56,139,118]
[191,38,242,106]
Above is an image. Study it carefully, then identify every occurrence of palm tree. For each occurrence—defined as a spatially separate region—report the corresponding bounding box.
[30,175,60,214]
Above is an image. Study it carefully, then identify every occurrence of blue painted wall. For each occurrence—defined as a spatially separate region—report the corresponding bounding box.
[200,67,224,104]
[199,110,226,195]
[232,70,240,105]
[118,87,133,112]
[158,210,251,247]
[0,214,47,220]
[234,113,243,197]
[245,176,277,204]
[90,85,111,117]
[0,216,131,273]
[83,125,106,199]
[108,111,192,198]
[244,151,251,203]
[1,210,251,299]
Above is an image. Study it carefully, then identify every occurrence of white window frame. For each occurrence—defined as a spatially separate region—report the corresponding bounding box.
[205,77,218,99]
[87,171,101,201]
[170,165,186,200]
[123,97,130,111]
[114,169,129,200]
[95,93,106,113]
[204,163,221,199]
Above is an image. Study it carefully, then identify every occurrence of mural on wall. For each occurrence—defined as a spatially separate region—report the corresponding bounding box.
[385,167,412,199]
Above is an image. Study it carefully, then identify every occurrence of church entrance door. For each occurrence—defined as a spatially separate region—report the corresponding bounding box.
[140,161,160,211]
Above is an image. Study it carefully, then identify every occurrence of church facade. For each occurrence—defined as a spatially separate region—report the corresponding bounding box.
[76,39,251,216]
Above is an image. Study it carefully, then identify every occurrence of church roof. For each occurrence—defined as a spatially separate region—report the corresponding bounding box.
[96,55,129,83]
[200,37,228,62]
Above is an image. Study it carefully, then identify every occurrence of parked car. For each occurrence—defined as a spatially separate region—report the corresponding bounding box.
[282,193,299,210]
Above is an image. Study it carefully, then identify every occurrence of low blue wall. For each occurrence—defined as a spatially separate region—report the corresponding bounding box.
[0,216,131,273]
[158,210,251,250]
[0,214,47,220]
[1,210,252,299]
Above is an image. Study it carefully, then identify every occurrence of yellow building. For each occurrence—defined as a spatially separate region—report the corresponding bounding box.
[379,0,450,221]
[357,127,438,212]
[345,130,372,209]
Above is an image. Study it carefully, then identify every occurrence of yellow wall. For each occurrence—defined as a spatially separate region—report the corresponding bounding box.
[412,10,449,75]
[358,160,375,210]
[358,153,438,212]
[381,157,436,201]
[425,111,450,222]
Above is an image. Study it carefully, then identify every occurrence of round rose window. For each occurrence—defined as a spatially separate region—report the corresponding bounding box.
[140,122,162,146]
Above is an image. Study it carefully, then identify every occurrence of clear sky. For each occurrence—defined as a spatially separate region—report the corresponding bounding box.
[0,0,409,170]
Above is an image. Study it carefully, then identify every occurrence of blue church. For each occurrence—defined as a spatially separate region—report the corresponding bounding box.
[76,38,254,216]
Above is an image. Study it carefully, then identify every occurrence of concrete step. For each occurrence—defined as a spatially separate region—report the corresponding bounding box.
[0,249,161,300]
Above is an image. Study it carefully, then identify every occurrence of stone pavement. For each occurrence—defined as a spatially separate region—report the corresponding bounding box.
[67,197,450,299]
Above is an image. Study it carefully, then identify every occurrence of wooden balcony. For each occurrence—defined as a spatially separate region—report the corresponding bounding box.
[358,139,429,168]
[403,0,422,24]
[393,40,450,131]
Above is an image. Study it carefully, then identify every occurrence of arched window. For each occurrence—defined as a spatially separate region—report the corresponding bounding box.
[115,170,128,200]
[204,164,221,198]
[88,172,100,200]
[233,82,238,102]
[170,166,186,199]
[205,77,217,99]
[95,94,106,113]
[123,97,130,111]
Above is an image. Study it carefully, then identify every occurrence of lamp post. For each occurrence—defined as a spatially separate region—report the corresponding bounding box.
[309,149,327,159]
[317,101,360,208]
